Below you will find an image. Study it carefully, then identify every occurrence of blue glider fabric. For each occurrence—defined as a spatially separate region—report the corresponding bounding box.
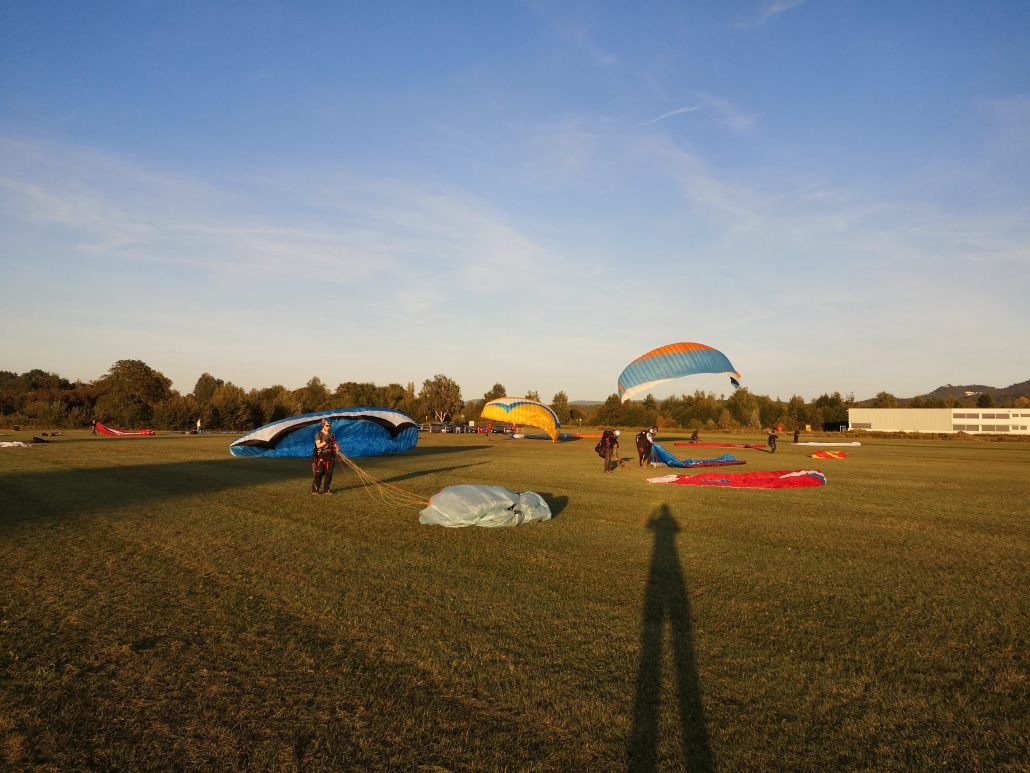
[229,408,418,459]
[618,342,741,403]
[649,443,744,468]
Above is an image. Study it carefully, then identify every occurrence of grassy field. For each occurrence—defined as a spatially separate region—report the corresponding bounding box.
[1,429,1028,772]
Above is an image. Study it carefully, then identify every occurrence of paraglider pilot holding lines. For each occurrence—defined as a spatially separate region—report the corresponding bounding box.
[312,417,338,494]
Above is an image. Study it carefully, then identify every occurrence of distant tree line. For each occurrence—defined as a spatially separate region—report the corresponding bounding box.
[2,361,1028,431]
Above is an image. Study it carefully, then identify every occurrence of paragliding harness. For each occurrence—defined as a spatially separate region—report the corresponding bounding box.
[312,428,338,474]
[596,430,627,471]
[635,431,655,465]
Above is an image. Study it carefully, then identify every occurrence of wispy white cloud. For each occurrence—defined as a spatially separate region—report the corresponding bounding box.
[0,135,600,393]
[734,0,808,29]
[694,91,756,131]
[643,106,700,125]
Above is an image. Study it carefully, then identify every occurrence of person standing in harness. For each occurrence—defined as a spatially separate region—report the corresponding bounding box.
[793,428,801,444]
[312,417,339,495]
[768,428,778,454]
[635,426,658,467]
[596,429,621,473]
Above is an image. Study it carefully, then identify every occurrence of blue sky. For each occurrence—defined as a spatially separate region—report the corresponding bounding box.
[2,1,1028,401]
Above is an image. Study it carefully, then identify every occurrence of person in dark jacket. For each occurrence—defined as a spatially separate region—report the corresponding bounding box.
[636,426,658,466]
[690,428,700,444]
[599,429,620,473]
[793,428,801,444]
[312,418,338,494]
[768,429,778,454]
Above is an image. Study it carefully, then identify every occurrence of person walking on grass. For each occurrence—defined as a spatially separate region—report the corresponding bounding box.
[793,427,801,444]
[312,417,338,495]
[768,428,778,454]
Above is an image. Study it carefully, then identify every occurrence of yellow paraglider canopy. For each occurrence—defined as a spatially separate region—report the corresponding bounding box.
[481,398,561,442]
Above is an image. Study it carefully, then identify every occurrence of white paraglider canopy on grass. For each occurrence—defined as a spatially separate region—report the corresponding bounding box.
[419,485,552,528]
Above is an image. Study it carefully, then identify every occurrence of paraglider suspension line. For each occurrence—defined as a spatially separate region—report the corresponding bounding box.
[336,452,429,508]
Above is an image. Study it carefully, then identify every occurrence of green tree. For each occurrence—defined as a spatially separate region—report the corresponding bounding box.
[784,395,808,430]
[419,374,463,422]
[872,391,898,408]
[483,383,506,402]
[209,383,251,429]
[253,385,302,424]
[526,389,540,401]
[300,377,331,413]
[550,391,571,424]
[977,393,994,408]
[92,360,173,428]
[594,394,625,426]
[813,392,849,423]
[192,373,224,403]
[152,395,202,431]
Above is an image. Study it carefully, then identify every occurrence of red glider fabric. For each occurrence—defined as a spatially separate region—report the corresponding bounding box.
[647,470,826,488]
[95,422,156,436]
[673,442,767,449]
[811,450,846,459]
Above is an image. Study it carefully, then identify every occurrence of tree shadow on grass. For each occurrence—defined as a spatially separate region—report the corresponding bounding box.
[628,504,715,773]
[0,459,480,530]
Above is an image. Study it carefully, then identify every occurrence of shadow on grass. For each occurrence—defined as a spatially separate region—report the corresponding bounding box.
[0,458,479,530]
[332,463,486,493]
[409,444,490,456]
[537,493,569,517]
[628,504,715,773]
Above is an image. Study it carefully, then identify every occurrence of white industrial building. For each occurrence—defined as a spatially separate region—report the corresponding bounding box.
[848,408,1030,434]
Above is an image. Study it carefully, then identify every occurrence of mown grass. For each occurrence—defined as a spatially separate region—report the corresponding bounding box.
[1,430,1028,772]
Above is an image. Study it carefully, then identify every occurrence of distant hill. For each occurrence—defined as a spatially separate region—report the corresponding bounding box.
[856,378,1030,406]
[920,379,1030,401]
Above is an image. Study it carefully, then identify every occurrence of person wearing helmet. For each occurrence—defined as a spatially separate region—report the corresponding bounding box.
[312,417,339,494]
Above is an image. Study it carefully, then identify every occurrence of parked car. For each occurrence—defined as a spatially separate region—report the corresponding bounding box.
[418,423,432,432]
[429,423,446,433]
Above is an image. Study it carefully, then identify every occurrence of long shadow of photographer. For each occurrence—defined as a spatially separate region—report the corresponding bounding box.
[628,504,715,773]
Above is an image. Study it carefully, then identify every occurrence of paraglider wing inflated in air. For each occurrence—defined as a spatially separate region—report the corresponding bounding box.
[229,407,418,459]
[618,342,741,403]
[480,398,561,442]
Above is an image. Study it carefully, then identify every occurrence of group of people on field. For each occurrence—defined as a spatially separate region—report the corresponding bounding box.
[311,414,794,494]
[595,424,786,473]
[595,424,660,473]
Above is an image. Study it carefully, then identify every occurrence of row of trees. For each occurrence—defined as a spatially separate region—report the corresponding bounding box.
[2,361,1028,432]
[0,361,464,431]
[867,391,1021,410]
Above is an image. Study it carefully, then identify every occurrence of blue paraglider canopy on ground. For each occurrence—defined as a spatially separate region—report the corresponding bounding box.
[650,442,745,468]
[229,408,418,459]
